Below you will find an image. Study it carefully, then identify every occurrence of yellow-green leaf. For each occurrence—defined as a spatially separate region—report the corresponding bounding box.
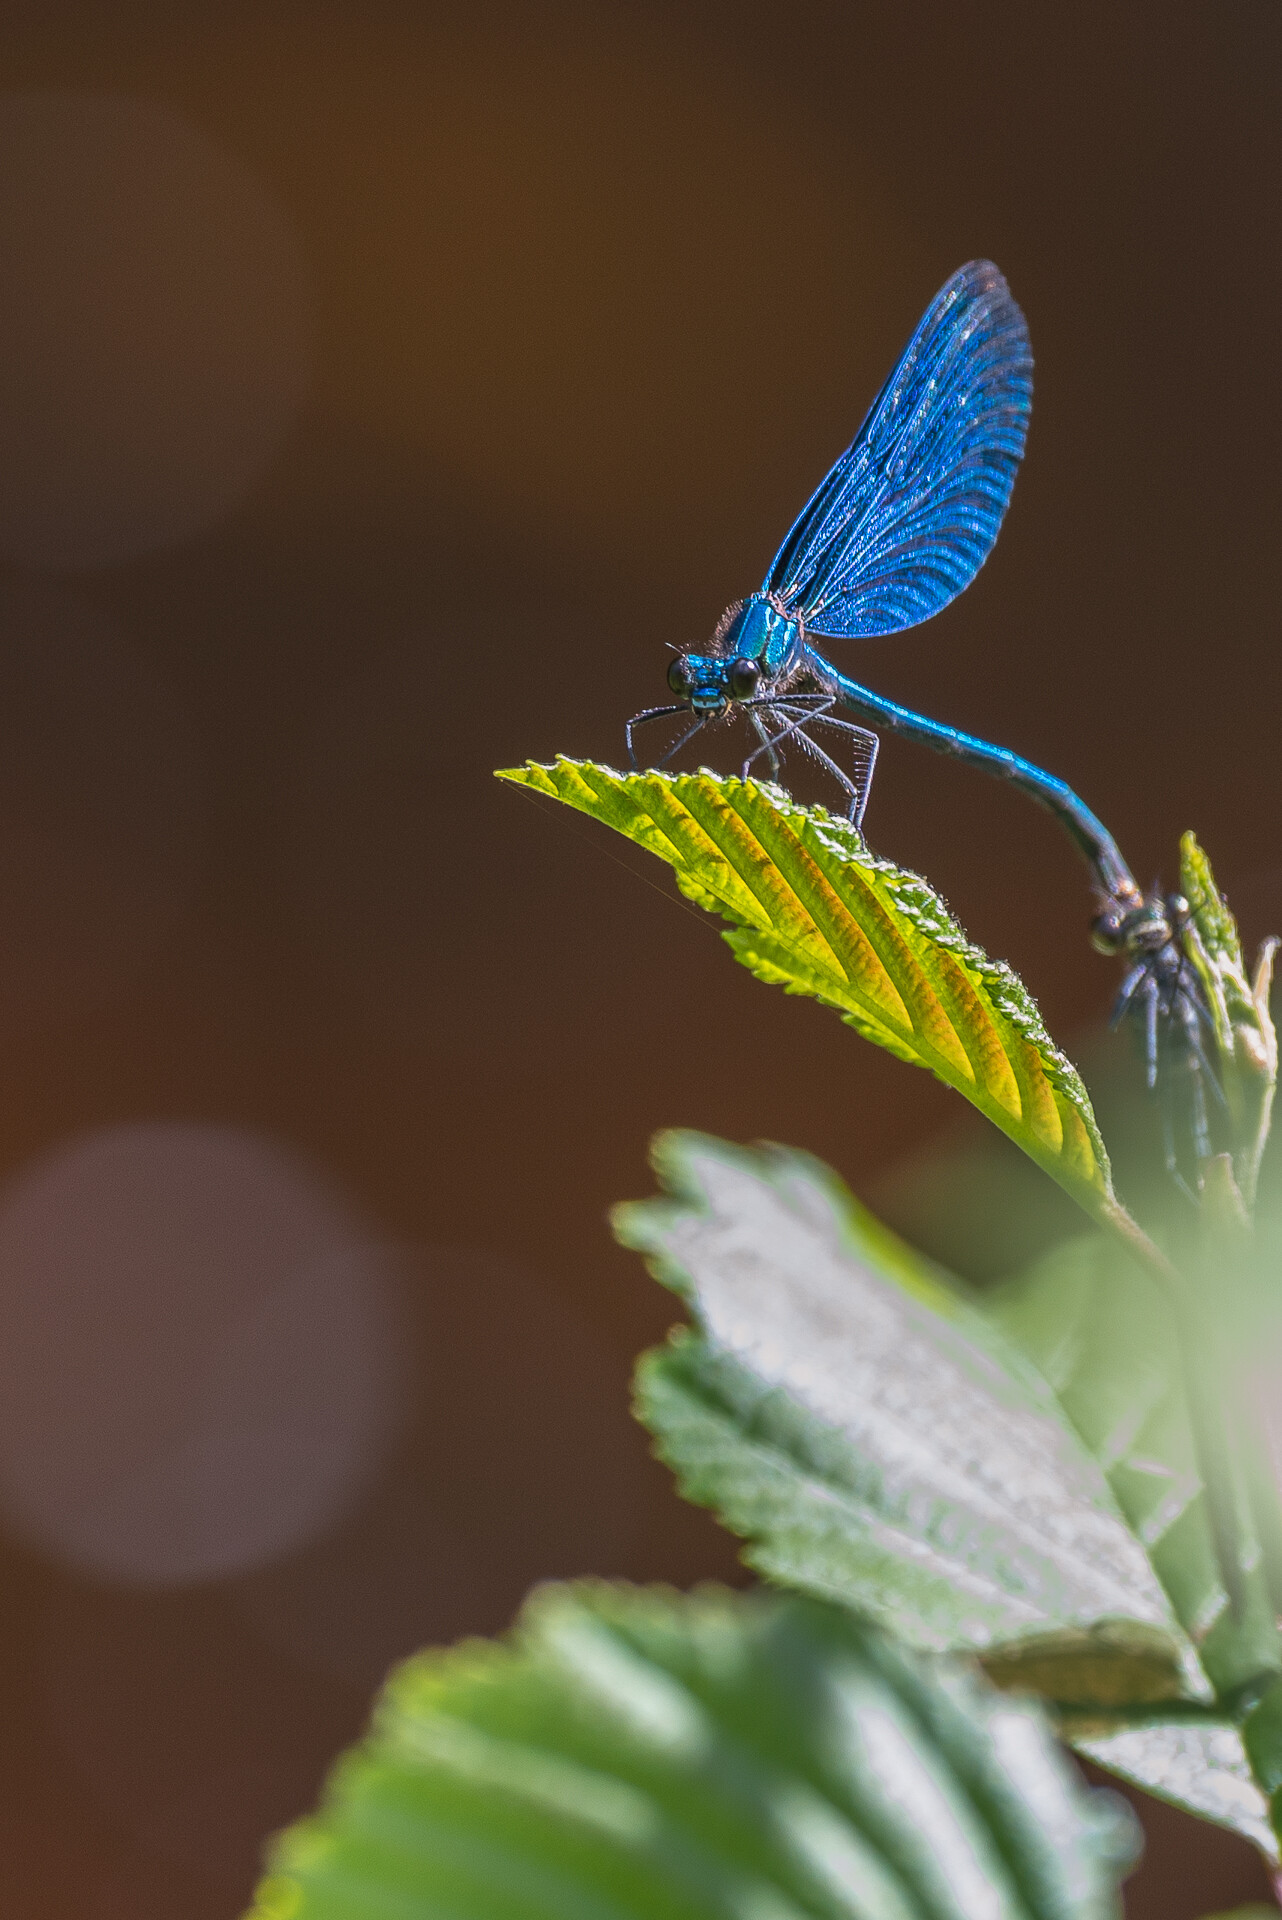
[499,759,1114,1216]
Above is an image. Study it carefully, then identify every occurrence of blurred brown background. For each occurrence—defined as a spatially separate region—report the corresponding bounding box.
[0,3,1275,1913]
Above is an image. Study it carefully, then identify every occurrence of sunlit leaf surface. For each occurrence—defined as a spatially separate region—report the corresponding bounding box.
[249,1581,1134,1920]
[498,761,1113,1217]
[619,1134,1281,1850]
[619,1132,1182,1660]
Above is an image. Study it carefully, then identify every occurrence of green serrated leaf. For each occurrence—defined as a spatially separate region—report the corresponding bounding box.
[618,1130,1189,1671]
[249,1580,1133,1920]
[498,760,1115,1219]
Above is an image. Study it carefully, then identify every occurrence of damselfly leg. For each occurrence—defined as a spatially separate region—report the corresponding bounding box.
[653,712,710,769]
[626,704,691,770]
[745,707,783,780]
[1107,895,1225,1192]
[627,691,879,824]
[785,708,880,828]
[740,699,879,825]
[625,704,713,771]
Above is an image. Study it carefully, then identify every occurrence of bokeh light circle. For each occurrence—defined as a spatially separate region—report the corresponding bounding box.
[0,1123,403,1585]
[232,1247,651,1689]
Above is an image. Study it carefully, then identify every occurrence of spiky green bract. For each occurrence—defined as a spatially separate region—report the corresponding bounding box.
[1179,832,1278,1209]
[248,1581,1135,1920]
[497,760,1114,1221]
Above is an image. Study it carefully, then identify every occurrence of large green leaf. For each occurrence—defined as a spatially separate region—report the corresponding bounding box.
[249,1580,1136,1920]
[497,762,1115,1221]
[617,1131,1189,1671]
[615,1132,1282,1853]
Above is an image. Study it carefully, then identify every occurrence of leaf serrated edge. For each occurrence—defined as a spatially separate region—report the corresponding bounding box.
[500,759,1115,1211]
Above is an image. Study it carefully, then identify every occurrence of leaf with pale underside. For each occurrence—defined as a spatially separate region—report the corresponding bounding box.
[497,760,1114,1221]
[616,1132,1282,1853]
[249,1580,1136,1920]
[618,1131,1193,1677]
[1068,1721,1274,1862]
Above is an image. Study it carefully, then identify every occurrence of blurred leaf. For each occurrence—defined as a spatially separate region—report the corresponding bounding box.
[249,1580,1135,1920]
[498,761,1115,1219]
[618,1131,1190,1670]
[988,1233,1281,1854]
[987,1234,1280,1704]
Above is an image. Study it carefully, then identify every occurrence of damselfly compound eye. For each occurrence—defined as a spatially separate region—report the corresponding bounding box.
[667,657,693,698]
[1089,909,1126,956]
[728,657,761,699]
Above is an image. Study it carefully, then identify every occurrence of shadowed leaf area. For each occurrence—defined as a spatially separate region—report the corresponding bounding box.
[248,1580,1137,1920]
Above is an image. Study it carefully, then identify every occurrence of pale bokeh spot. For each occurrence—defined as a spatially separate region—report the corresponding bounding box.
[0,1123,403,1584]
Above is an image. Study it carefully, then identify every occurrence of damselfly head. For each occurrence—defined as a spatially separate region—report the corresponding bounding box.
[666,653,731,712]
[1091,893,1181,959]
[1129,898,1178,954]
[666,648,764,711]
